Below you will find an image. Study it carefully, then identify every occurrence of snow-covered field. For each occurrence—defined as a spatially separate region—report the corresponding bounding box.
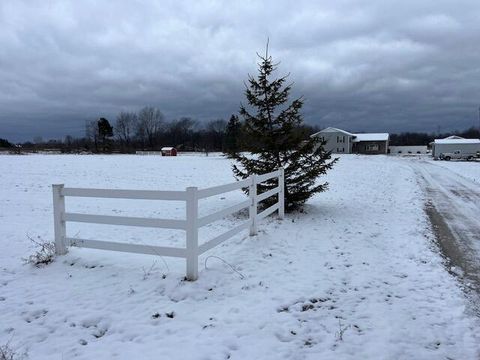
[1,154,479,359]
[428,159,480,184]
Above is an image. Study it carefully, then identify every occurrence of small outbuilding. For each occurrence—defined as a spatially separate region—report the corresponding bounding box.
[431,137,480,159]
[161,147,177,156]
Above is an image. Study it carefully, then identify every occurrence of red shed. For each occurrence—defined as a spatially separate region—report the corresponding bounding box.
[161,147,177,156]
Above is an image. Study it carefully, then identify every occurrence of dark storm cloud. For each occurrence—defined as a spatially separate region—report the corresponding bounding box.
[1,0,480,141]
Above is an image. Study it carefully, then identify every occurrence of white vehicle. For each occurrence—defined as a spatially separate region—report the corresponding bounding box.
[431,137,480,159]
[439,150,480,161]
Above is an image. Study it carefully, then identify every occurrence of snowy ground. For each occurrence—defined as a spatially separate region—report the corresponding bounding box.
[410,158,480,302]
[427,159,480,184]
[1,154,479,359]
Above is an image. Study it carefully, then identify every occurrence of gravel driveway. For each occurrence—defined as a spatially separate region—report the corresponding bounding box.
[413,159,480,313]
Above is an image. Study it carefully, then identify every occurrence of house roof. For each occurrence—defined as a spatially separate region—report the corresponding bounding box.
[311,127,355,137]
[434,138,480,145]
[161,147,175,150]
[352,133,390,142]
[443,135,465,140]
[311,127,389,142]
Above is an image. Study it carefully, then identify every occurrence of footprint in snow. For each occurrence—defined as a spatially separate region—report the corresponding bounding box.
[23,309,48,323]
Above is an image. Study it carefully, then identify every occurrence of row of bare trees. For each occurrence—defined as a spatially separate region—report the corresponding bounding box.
[109,107,229,152]
[115,107,164,149]
[72,106,232,153]
[12,106,321,154]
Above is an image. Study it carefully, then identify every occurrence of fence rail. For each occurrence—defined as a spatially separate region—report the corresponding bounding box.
[62,187,187,201]
[52,168,285,280]
[136,151,163,156]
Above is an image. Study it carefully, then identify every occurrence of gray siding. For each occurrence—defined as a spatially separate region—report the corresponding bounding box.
[313,131,353,154]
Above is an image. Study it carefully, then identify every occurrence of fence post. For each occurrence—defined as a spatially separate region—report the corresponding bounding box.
[52,184,67,255]
[249,176,258,236]
[186,187,199,280]
[278,168,285,220]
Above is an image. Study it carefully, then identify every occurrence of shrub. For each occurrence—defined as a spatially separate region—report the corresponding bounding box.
[23,236,56,267]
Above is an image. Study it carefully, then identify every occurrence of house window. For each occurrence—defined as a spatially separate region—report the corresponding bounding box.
[337,135,346,143]
[366,144,379,152]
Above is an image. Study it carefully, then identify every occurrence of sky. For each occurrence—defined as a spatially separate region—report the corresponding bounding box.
[1,0,480,142]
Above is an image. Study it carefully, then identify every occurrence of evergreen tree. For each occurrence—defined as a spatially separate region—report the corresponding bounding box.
[224,114,242,155]
[230,47,337,211]
[0,138,14,148]
[97,117,113,152]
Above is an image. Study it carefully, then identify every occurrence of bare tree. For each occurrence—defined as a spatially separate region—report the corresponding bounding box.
[170,117,197,145]
[137,106,164,148]
[207,119,227,133]
[64,135,73,153]
[115,111,137,149]
[85,120,99,152]
[205,119,227,152]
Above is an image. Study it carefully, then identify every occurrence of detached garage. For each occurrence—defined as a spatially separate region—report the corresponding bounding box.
[431,137,480,159]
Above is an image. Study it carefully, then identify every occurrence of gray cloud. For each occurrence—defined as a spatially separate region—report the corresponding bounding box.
[1,0,480,141]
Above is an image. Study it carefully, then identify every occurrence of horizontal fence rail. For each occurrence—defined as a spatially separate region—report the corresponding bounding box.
[197,178,251,199]
[52,168,285,280]
[66,238,187,258]
[63,212,187,230]
[62,187,187,201]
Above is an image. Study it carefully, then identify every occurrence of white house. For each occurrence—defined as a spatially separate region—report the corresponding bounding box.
[311,127,390,155]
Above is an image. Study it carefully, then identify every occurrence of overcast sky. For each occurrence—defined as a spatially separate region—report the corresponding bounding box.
[1,0,480,141]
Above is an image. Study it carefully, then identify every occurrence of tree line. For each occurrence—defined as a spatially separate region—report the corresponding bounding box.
[3,107,320,153]
[389,127,480,146]
[78,108,234,153]
[1,111,479,153]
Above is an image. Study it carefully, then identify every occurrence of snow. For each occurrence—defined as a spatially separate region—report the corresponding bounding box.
[310,128,390,142]
[311,127,355,137]
[410,158,480,276]
[0,154,479,359]
[428,159,480,183]
[352,133,389,142]
[434,139,480,144]
[444,135,465,140]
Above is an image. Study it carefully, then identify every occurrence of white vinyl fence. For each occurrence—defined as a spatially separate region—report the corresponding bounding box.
[135,151,163,155]
[52,168,284,280]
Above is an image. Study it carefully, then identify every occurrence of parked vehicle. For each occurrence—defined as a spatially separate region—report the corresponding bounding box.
[431,137,480,159]
[439,150,480,161]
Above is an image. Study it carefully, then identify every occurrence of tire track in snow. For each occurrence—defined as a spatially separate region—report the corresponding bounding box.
[411,159,480,312]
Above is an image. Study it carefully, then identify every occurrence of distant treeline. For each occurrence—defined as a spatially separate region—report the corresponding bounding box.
[2,106,319,154]
[389,127,480,146]
[1,108,479,153]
